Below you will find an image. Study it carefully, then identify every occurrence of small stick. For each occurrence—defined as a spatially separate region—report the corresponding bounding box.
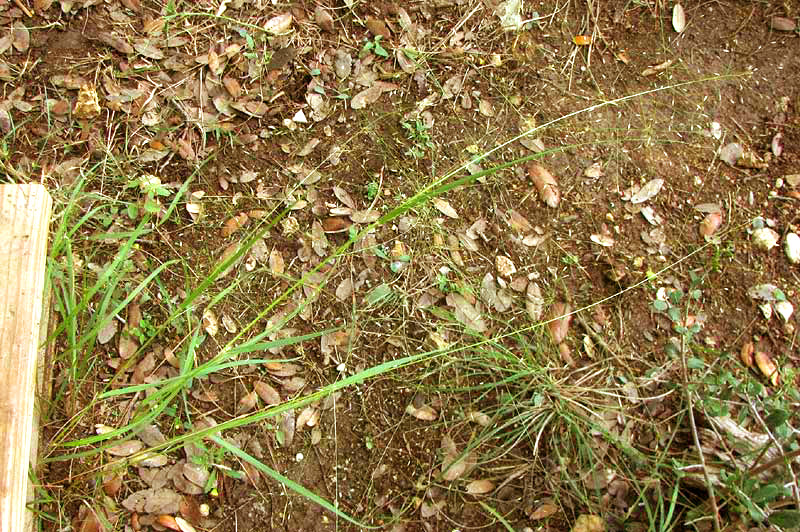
[14,0,33,18]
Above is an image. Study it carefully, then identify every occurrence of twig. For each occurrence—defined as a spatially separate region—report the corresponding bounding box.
[14,0,32,18]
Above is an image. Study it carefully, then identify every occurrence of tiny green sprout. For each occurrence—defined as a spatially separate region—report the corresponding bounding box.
[365,435,375,450]
[365,181,379,201]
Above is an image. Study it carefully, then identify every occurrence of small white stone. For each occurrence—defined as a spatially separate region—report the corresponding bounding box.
[785,232,800,264]
[752,227,780,251]
[296,452,304,461]
[775,300,794,322]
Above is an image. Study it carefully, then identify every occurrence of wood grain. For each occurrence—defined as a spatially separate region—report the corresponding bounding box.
[0,184,52,532]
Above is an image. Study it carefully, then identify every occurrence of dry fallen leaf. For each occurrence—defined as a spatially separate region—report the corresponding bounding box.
[254,381,281,405]
[202,308,219,336]
[740,341,754,368]
[530,502,559,520]
[465,479,495,495]
[405,402,438,421]
[699,212,722,238]
[528,163,560,208]
[630,178,664,204]
[221,212,249,237]
[433,198,459,219]
[12,22,30,53]
[237,391,258,414]
[672,4,686,33]
[264,12,293,35]
[754,350,779,386]
[548,302,572,344]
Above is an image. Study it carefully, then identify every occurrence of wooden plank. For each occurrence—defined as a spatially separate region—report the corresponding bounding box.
[0,184,52,532]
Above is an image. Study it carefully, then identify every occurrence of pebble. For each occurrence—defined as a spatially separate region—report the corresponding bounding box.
[752,227,779,250]
[785,232,800,264]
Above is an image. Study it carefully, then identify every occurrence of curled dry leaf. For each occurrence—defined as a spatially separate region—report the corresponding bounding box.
[466,410,491,426]
[202,308,219,336]
[699,212,722,238]
[630,178,664,204]
[221,212,249,237]
[548,302,572,344]
[770,16,797,32]
[254,381,281,405]
[315,6,335,32]
[322,216,351,233]
[740,341,754,368]
[754,350,779,386]
[465,479,495,495]
[107,439,144,457]
[12,22,30,52]
[526,282,544,322]
[530,502,559,520]
[446,292,488,332]
[405,402,437,421]
[528,163,560,207]
[237,391,258,414]
[268,249,285,275]
[672,4,686,33]
[264,13,293,35]
[433,198,459,219]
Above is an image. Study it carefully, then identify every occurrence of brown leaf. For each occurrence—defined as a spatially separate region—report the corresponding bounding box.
[366,17,391,39]
[107,439,144,457]
[221,212,249,237]
[333,186,357,209]
[119,331,139,359]
[740,341,754,368]
[433,198,459,219]
[264,13,293,35]
[405,403,438,421]
[254,381,281,405]
[237,391,258,414]
[771,16,797,32]
[12,22,30,53]
[699,212,722,238]
[156,515,181,531]
[268,249,285,275]
[446,293,488,332]
[548,302,572,344]
[755,350,779,386]
[222,76,241,98]
[465,479,495,495]
[528,163,560,207]
[530,502,559,520]
[322,216,351,233]
[98,32,134,54]
[351,85,383,110]
[134,41,165,60]
[315,6,335,32]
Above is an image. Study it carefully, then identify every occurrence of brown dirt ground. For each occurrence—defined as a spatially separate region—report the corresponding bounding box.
[8,0,799,531]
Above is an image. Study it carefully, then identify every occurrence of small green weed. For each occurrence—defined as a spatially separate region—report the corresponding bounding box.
[402,119,434,158]
[360,35,389,58]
